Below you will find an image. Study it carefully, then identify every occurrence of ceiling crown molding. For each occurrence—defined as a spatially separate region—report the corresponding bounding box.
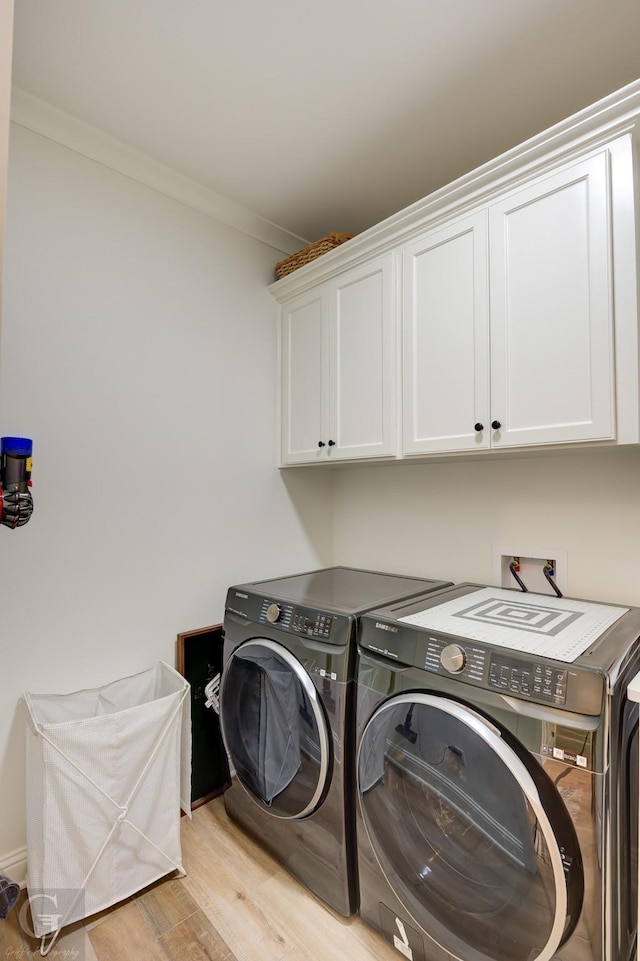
[10,87,306,255]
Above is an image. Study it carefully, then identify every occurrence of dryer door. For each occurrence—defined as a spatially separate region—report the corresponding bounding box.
[220,639,331,819]
[357,693,584,961]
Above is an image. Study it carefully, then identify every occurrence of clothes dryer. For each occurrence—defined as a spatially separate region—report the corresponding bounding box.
[355,583,639,961]
[219,566,452,917]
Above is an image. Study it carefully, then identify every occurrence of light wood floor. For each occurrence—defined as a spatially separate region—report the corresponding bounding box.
[0,796,402,960]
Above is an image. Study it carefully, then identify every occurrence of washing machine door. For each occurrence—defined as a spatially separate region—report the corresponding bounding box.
[358,693,584,961]
[220,638,331,819]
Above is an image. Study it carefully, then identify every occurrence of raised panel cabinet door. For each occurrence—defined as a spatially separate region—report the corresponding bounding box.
[280,291,329,464]
[328,254,397,459]
[489,149,615,448]
[402,212,490,454]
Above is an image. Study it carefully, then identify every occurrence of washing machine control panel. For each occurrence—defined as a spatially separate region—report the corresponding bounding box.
[488,653,568,704]
[440,643,467,673]
[422,636,568,704]
[424,636,486,682]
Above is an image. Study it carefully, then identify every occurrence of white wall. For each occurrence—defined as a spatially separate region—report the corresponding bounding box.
[0,0,13,337]
[331,449,640,607]
[0,124,332,873]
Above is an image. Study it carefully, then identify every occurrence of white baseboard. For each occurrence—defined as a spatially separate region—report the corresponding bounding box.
[0,846,27,888]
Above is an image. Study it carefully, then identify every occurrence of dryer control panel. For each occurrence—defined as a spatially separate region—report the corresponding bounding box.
[258,597,341,639]
[289,607,334,640]
[259,598,328,633]
[254,596,351,644]
[225,587,352,645]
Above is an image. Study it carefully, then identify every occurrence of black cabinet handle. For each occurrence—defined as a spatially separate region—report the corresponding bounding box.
[318,441,325,448]
[327,439,336,447]
[474,423,484,432]
[491,420,502,430]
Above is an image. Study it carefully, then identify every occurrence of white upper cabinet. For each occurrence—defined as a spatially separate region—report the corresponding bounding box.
[402,139,634,456]
[281,289,328,464]
[280,253,397,465]
[489,150,615,448]
[328,255,397,460]
[272,82,640,466]
[402,211,490,454]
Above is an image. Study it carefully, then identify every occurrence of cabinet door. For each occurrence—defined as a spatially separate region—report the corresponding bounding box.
[402,212,490,454]
[328,254,397,460]
[280,290,329,464]
[489,150,615,448]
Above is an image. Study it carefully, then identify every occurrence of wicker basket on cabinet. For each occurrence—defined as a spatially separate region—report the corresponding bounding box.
[274,232,353,279]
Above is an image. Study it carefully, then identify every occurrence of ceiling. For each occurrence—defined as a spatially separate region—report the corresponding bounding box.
[10,0,640,245]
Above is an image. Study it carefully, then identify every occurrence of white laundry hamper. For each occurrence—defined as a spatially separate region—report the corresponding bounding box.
[24,661,191,955]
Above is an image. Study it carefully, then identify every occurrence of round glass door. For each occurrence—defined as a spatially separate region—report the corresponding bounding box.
[357,694,583,961]
[220,639,331,819]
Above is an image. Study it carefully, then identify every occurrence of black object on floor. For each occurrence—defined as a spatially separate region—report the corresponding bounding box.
[0,873,19,920]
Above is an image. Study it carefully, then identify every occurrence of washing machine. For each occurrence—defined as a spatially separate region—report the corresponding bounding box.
[355,582,640,961]
[218,566,452,917]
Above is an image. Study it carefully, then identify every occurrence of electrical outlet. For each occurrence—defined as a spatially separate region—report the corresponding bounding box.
[492,547,568,597]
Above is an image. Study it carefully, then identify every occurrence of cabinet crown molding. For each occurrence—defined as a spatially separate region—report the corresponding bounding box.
[270,77,640,302]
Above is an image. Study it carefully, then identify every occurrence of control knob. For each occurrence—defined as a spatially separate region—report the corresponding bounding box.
[266,603,282,623]
[440,643,467,674]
